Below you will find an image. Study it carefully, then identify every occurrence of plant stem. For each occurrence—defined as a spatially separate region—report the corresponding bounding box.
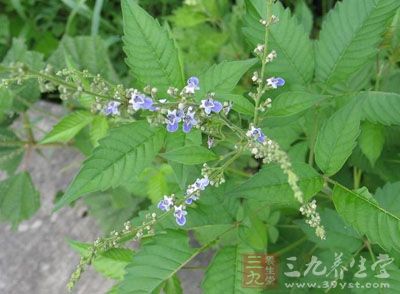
[253,0,274,125]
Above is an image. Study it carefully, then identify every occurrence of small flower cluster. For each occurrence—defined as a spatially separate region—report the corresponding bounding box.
[67,213,156,291]
[157,176,210,226]
[300,200,326,240]
[245,125,326,239]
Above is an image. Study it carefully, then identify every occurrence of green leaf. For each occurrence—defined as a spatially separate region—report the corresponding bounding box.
[90,115,109,147]
[69,240,134,280]
[48,36,118,82]
[0,88,13,123]
[359,121,385,166]
[294,0,313,35]
[217,93,254,116]
[315,103,361,175]
[228,163,323,207]
[165,130,202,189]
[120,230,195,294]
[84,188,144,234]
[374,182,400,218]
[243,0,314,84]
[269,91,328,118]
[0,172,40,228]
[170,6,208,28]
[239,212,268,250]
[1,38,44,111]
[202,245,260,294]
[358,91,400,125]
[160,145,217,165]
[332,184,400,253]
[40,111,94,144]
[316,0,400,85]
[195,59,257,99]
[55,121,165,209]
[0,128,24,175]
[122,0,184,92]
[164,275,183,294]
[296,208,362,252]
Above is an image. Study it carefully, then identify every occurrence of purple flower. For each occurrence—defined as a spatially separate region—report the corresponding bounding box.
[183,108,197,133]
[104,101,121,116]
[166,109,182,132]
[266,77,285,89]
[184,77,200,94]
[247,126,266,143]
[200,98,223,115]
[185,195,199,205]
[174,205,187,226]
[129,90,155,111]
[157,195,174,212]
[194,177,209,191]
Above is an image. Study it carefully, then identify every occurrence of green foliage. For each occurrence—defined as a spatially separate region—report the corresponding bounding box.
[316,0,400,86]
[333,184,400,253]
[243,0,314,85]
[40,111,94,144]
[195,59,257,99]
[0,172,40,228]
[3,0,400,292]
[69,239,134,280]
[268,91,328,118]
[229,163,323,206]
[49,36,119,82]
[55,121,165,209]
[315,102,361,176]
[160,145,217,165]
[0,128,24,175]
[119,230,195,294]
[359,121,385,166]
[202,245,260,294]
[122,0,184,92]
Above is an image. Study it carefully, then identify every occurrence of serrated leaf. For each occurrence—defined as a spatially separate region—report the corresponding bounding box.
[122,0,184,92]
[359,121,385,166]
[315,103,361,175]
[90,116,109,147]
[374,182,400,218]
[269,91,328,118]
[0,172,40,228]
[228,163,323,207]
[243,0,314,85]
[333,184,400,253]
[239,212,268,250]
[316,0,400,85]
[161,145,217,165]
[119,230,195,294]
[0,128,24,175]
[69,240,134,280]
[202,245,260,294]
[40,111,94,144]
[358,91,400,125]
[195,59,257,99]
[55,121,165,209]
